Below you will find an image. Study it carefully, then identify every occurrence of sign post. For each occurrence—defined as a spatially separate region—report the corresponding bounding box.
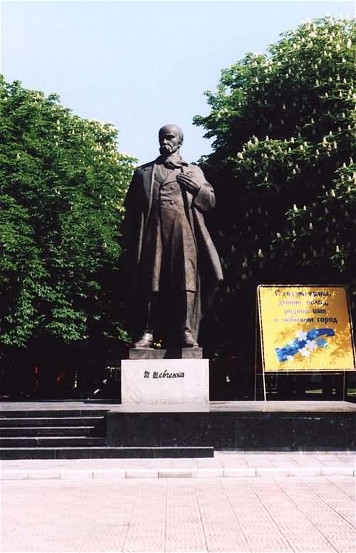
[257,285,355,400]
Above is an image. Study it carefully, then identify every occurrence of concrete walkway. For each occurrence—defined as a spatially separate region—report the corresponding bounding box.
[2,453,355,552]
[1,467,354,553]
[2,404,355,552]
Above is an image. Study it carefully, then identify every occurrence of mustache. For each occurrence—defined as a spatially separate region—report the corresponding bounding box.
[159,144,172,155]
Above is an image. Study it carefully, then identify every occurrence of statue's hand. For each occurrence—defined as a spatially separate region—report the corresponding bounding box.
[176,172,201,194]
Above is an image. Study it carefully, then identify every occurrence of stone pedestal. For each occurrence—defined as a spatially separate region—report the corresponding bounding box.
[128,348,203,360]
[121,357,209,405]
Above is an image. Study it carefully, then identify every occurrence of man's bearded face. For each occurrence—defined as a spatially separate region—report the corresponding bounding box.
[159,126,182,157]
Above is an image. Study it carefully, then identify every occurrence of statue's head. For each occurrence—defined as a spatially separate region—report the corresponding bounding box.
[158,124,184,157]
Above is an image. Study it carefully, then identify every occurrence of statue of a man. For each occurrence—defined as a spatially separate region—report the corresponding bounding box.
[121,124,223,349]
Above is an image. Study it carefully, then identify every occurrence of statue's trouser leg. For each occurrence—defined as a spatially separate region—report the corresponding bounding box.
[142,293,159,334]
[136,291,198,348]
[176,291,198,347]
[134,293,158,348]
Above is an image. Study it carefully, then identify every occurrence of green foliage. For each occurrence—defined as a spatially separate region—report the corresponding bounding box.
[0,77,135,348]
[194,17,355,351]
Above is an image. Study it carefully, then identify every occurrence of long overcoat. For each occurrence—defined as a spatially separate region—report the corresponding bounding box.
[121,159,223,339]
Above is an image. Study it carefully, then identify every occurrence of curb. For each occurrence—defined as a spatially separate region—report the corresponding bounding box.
[1,466,355,480]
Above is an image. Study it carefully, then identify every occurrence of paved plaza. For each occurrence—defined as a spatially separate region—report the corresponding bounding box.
[1,452,355,553]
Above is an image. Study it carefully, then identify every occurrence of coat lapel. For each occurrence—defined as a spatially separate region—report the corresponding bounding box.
[142,163,155,223]
[142,164,153,199]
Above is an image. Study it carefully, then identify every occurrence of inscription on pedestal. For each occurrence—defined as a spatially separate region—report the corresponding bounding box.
[143,369,184,379]
[121,359,209,405]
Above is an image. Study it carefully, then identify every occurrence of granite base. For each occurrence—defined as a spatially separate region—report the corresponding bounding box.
[106,401,356,451]
[121,358,209,405]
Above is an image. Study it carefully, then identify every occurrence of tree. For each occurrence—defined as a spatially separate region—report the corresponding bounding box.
[194,17,355,360]
[0,77,135,353]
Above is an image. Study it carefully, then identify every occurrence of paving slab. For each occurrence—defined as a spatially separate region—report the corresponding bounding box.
[3,476,353,553]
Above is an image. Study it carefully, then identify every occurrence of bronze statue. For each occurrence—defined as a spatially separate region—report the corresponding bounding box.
[121,124,223,349]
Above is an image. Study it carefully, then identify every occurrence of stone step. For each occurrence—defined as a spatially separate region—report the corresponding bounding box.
[0,446,214,460]
[0,437,106,448]
[0,416,105,427]
[0,426,99,437]
[0,408,110,458]
[0,409,108,418]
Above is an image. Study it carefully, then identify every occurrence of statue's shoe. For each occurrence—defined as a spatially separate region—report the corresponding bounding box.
[134,332,154,348]
[181,330,199,348]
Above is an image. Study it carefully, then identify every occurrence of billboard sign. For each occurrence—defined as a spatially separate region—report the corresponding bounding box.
[258,285,355,372]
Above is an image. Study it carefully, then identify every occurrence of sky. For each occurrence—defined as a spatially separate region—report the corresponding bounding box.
[1,1,354,164]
